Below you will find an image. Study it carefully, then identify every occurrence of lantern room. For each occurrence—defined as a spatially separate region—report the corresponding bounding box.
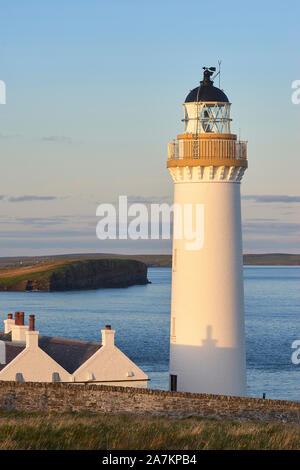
[167,66,248,166]
[183,67,231,134]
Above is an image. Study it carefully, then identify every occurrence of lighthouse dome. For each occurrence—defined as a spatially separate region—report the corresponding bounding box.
[185,67,229,103]
[185,85,229,103]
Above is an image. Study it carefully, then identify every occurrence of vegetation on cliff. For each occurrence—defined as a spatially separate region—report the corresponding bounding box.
[0,259,148,292]
[1,253,300,270]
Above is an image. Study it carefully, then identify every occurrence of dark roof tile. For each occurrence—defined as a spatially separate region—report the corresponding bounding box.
[38,336,101,374]
[0,342,25,371]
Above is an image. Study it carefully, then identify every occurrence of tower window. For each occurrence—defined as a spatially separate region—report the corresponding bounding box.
[170,374,177,392]
[173,249,177,272]
[171,317,176,337]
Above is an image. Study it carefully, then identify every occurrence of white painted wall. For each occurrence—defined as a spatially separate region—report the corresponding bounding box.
[4,319,15,334]
[11,325,29,342]
[169,180,246,396]
[74,338,148,388]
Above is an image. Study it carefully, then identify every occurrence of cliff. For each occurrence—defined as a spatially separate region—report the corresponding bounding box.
[0,259,149,292]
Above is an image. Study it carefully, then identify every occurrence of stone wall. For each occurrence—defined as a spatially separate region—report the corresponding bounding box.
[0,381,299,424]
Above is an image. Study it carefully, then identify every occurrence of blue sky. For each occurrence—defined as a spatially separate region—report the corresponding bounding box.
[0,0,299,255]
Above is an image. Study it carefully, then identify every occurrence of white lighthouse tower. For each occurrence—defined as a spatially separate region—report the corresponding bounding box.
[168,67,248,396]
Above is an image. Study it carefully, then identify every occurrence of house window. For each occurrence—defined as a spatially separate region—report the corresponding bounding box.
[15,373,24,382]
[170,374,177,392]
[52,372,60,382]
[172,249,177,272]
[0,340,5,365]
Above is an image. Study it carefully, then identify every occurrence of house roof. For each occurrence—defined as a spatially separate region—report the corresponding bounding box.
[38,336,101,373]
[0,331,102,374]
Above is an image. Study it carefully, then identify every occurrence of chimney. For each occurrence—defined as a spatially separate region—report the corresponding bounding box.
[101,324,115,347]
[25,329,39,349]
[4,314,15,334]
[11,312,29,342]
[19,312,24,326]
[14,312,24,326]
[29,315,35,331]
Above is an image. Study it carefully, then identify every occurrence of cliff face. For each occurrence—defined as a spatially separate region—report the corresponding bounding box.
[0,259,149,292]
[48,259,148,291]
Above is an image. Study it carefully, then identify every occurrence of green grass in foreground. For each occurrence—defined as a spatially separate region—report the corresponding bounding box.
[0,412,299,450]
[0,263,70,288]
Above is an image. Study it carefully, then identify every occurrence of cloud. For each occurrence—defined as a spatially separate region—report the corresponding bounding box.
[42,135,72,144]
[245,218,278,223]
[243,238,300,253]
[0,132,22,139]
[17,217,68,226]
[242,220,300,252]
[127,195,171,204]
[7,195,58,203]
[0,229,94,239]
[242,195,300,203]
[95,195,172,207]
[243,221,300,235]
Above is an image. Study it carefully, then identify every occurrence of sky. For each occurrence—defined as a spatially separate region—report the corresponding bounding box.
[0,0,299,256]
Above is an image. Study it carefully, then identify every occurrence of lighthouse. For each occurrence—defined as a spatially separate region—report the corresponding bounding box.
[167,67,248,396]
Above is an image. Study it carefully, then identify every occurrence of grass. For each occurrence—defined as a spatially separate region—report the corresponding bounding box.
[0,254,172,271]
[0,412,299,450]
[0,262,70,287]
[1,253,300,271]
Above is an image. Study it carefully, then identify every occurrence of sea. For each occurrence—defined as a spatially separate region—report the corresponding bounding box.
[0,266,299,401]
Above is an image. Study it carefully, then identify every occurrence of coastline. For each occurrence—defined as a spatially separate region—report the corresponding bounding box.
[1,253,300,269]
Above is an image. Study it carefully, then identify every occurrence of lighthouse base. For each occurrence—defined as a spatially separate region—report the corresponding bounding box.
[170,342,246,396]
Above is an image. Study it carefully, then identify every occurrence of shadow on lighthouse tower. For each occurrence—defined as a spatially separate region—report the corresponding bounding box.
[170,325,246,396]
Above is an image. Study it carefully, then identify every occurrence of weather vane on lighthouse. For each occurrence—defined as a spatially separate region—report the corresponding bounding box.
[167,65,248,396]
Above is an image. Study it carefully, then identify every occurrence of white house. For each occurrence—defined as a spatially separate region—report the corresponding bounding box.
[0,312,148,387]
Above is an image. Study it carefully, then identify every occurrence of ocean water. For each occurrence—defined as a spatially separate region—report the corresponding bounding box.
[0,266,299,401]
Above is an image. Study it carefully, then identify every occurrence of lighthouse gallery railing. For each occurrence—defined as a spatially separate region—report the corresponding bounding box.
[168,139,247,161]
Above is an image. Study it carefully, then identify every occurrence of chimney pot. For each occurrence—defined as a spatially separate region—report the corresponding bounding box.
[8,314,13,320]
[105,325,111,330]
[15,312,20,325]
[19,312,24,326]
[29,315,35,331]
